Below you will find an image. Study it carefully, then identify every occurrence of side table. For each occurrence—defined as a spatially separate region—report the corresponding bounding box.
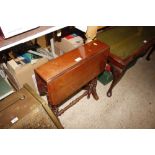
[35,40,109,116]
[97,26,155,97]
[107,40,155,97]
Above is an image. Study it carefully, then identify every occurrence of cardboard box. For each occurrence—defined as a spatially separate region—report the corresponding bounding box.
[54,34,83,56]
[4,58,48,91]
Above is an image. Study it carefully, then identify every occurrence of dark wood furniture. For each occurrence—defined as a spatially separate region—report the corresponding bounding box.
[0,84,63,129]
[97,26,155,97]
[35,40,109,116]
[106,40,155,97]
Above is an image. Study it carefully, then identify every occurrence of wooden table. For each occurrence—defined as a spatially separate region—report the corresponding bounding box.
[35,40,109,116]
[97,26,155,97]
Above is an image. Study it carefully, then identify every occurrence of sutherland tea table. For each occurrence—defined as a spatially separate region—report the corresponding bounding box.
[35,40,109,116]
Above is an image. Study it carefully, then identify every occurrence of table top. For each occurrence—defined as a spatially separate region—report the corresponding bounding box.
[0,26,65,52]
[35,40,109,82]
[97,26,155,59]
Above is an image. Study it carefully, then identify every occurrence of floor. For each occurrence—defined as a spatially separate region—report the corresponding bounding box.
[58,52,155,128]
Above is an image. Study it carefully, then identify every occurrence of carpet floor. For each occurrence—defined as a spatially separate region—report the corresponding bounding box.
[58,52,155,129]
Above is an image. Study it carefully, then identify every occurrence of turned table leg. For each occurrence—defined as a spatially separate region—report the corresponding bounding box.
[87,78,99,100]
[91,78,99,100]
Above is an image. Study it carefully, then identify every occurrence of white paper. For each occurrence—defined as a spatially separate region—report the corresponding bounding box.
[11,117,18,124]
[75,57,82,62]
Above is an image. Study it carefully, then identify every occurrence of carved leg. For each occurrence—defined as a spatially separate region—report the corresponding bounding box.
[146,46,155,61]
[87,81,94,99]
[91,78,99,100]
[86,78,99,100]
[107,66,125,97]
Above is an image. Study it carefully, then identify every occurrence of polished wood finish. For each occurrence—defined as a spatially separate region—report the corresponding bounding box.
[107,37,155,97]
[35,40,109,115]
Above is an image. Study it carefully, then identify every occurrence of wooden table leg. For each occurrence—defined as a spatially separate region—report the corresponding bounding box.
[107,66,125,97]
[91,78,99,100]
[86,78,99,100]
